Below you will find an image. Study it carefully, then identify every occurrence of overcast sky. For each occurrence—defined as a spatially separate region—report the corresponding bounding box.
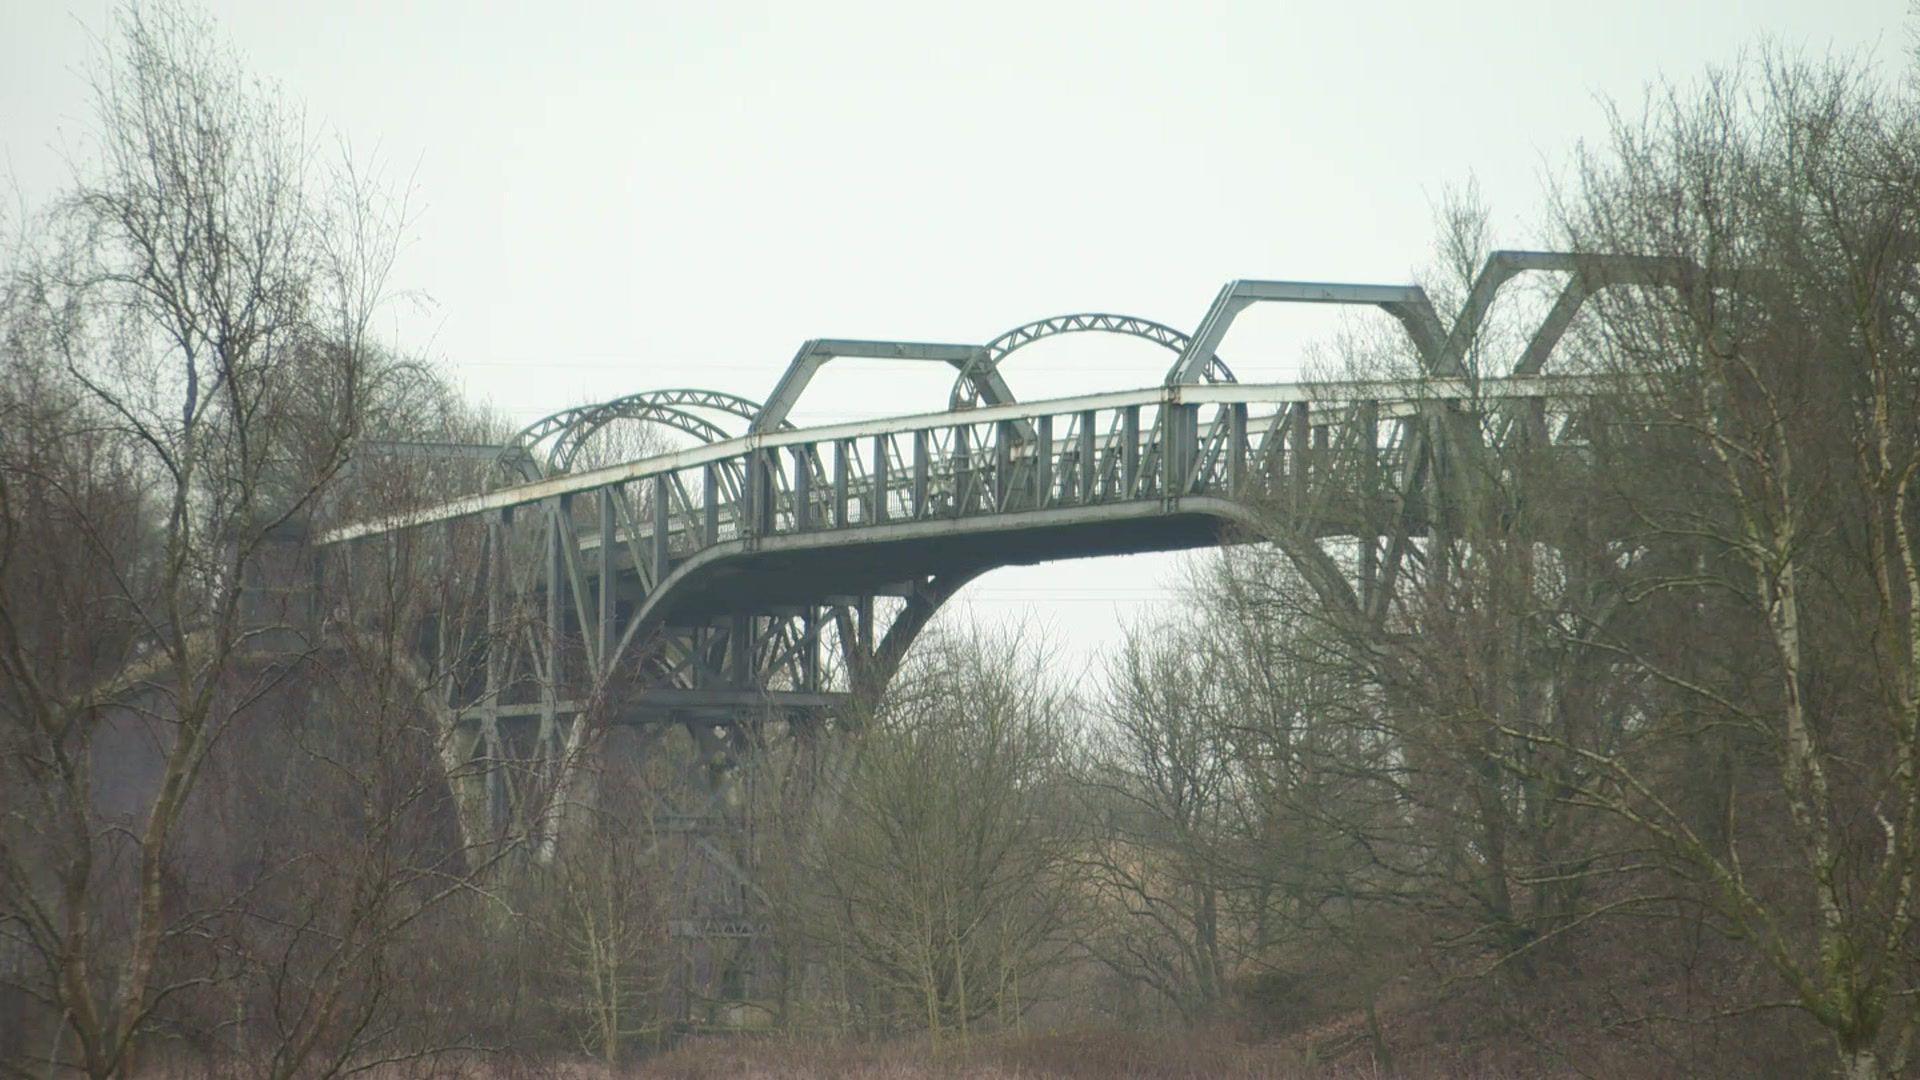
[4,0,1909,666]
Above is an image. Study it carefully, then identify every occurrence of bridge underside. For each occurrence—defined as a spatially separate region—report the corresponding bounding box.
[652,501,1254,622]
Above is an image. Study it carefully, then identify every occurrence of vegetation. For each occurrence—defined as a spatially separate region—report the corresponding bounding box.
[4,3,1918,1077]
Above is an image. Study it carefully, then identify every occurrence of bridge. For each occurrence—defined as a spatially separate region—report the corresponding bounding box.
[307,250,1676,1016]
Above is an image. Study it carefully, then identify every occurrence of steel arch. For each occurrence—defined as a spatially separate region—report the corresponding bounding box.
[949,313,1235,408]
[496,388,776,482]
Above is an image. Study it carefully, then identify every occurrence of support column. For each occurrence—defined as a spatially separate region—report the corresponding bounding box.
[801,606,821,693]
[1358,401,1379,613]
[483,510,511,825]
[728,614,753,687]
[543,499,563,750]
[485,508,508,710]
[599,488,616,669]
[1427,408,1453,580]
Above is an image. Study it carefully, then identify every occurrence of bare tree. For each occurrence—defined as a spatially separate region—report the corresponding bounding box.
[1077,617,1243,1023]
[794,623,1079,1041]
[0,3,430,1074]
[535,793,672,1066]
[1533,54,1920,1079]
[1079,554,1425,1064]
[1244,189,1634,971]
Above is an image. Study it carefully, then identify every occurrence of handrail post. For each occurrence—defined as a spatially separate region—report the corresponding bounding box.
[703,463,719,545]
[1227,403,1248,496]
[1289,402,1310,512]
[1122,406,1141,499]
[1164,403,1197,498]
[833,439,851,527]
[651,474,671,582]
[995,419,1014,510]
[1036,414,1054,509]
[742,450,760,539]
[792,445,813,531]
[913,430,930,518]
[954,425,972,516]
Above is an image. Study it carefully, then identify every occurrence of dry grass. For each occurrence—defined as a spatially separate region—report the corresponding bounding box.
[134,1023,1762,1079]
[611,1027,1600,1079]
[630,1030,1339,1079]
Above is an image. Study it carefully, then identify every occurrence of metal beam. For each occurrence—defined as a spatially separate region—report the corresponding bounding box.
[1168,279,1446,384]
[751,338,1017,433]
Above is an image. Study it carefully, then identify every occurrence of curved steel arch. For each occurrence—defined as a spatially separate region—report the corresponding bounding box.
[949,313,1235,408]
[496,388,776,482]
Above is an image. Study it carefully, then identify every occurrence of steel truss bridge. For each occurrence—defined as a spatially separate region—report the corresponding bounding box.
[313,250,1682,1011]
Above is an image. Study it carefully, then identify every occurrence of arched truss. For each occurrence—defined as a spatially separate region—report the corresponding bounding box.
[495,388,778,483]
[949,313,1235,408]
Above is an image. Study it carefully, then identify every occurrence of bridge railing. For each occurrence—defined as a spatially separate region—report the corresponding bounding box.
[324,377,1621,581]
[636,393,1434,560]
[604,399,1281,567]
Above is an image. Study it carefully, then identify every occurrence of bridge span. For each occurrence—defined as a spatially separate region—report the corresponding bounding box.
[321,250,1672,738]
[301,251,1673,1006]
[329,372,1605,715]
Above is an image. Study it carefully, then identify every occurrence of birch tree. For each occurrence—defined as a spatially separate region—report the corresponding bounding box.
[0,4,421,1074]
[1537,55,1920,1079]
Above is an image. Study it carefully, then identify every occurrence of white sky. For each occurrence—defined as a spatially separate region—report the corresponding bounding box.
[4,0,1908,668]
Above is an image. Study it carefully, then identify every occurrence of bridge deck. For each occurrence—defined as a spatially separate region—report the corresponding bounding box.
[323,375,1610,545]
[321,375,1613,671]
